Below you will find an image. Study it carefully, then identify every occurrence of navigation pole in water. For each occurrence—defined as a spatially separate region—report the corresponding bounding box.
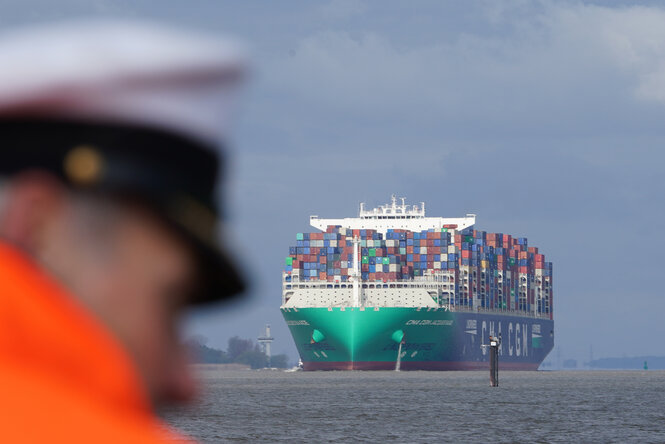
[489,335,501,387]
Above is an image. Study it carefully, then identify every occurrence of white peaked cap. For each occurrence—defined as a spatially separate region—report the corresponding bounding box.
[0,21,247,144]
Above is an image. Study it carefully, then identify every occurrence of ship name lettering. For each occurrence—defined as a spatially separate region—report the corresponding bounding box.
[406,320,452,326]
[523,323,528,357]
[516,323,521,357]
[286,320,310,326]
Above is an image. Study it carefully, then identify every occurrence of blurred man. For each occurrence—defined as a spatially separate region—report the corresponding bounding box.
[0,22,246,442]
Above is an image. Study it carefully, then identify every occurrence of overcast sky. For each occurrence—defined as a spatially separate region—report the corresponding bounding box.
[4,0,664,364]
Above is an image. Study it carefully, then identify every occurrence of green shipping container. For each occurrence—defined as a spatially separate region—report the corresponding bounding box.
[296,233,304,241]
[285,257,293,266]
[362,256,369,264]
[369,249,376,257]
[382,257,390,265]
[399,247,406,254]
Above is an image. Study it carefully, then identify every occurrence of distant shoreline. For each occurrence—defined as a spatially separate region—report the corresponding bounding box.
[191,363,251,371]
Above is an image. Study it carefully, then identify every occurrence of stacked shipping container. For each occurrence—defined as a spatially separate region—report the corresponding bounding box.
[285,226,553,317]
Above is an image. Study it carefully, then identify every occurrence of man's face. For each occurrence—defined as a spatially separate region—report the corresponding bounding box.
[0,177,199,407]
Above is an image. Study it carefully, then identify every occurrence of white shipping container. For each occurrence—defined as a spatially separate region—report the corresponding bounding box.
[448,245,456,254]
[330,240,337,247]
[421,246,428,254]
[434,262,441,269]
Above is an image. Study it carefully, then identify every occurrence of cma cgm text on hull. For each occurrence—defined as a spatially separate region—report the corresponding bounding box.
[281,196,554,370]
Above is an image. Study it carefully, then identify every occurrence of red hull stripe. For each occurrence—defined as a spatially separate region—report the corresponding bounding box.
[303,361,540,371]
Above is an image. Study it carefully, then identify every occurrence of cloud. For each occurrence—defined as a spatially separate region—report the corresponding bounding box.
[266,1,665,140]
[318,0,367,21]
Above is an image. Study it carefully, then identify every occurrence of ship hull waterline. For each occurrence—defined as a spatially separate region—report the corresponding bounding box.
[282,307,553,371]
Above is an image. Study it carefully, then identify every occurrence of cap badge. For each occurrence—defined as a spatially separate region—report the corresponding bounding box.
[64,145,104,185]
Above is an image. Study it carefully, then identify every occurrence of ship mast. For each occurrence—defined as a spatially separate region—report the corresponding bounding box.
[351,235,362,307]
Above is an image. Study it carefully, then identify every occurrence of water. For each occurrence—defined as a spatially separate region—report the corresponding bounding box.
[163,368,665,443]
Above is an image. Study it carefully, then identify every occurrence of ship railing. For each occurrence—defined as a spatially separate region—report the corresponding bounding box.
[283,274,551,319]
[447,305,551,319]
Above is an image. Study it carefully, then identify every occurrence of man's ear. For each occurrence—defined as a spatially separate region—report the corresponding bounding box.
[0,171,67,253]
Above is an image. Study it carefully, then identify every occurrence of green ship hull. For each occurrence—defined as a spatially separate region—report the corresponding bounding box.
[282,306,553,370]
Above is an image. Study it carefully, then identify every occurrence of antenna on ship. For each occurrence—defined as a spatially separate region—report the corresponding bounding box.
[350,236,362,307]
[257,324,274,368]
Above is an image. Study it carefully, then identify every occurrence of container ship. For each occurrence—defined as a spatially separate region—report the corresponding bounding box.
[281,196,554,370]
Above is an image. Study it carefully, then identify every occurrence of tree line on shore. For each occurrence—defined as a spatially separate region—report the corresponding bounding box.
[187,335,290,369]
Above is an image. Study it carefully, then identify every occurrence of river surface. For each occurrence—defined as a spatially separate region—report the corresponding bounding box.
[162,368,665,443]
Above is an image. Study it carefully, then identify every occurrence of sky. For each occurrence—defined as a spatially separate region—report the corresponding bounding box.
[3,0,664,364]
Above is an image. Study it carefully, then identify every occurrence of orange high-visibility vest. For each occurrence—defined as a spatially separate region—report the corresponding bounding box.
[0,242,189,443]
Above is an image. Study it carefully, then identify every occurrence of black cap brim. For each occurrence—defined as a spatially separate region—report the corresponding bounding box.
[163,209,246,305]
